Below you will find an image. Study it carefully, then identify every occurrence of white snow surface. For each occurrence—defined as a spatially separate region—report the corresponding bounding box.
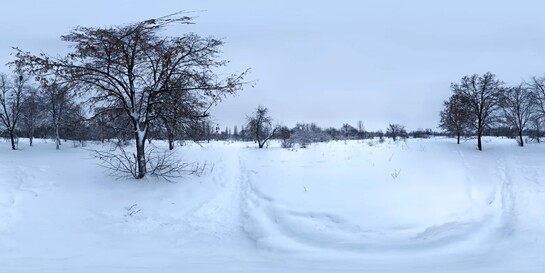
[0,137,544,272]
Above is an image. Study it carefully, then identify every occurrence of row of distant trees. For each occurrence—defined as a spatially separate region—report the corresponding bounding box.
[0,73,82,150]
[0,91,437,150]
[243,105,441,149]
[4,71,538,152]
[439,72,545,150]
[3,87,524,152]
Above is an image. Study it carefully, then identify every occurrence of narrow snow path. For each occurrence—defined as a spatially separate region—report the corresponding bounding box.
[187,145,245,238]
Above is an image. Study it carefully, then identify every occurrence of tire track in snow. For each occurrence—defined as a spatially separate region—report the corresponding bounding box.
[494,157,517,236]
[239,144,512,255]
[498,154,545,236]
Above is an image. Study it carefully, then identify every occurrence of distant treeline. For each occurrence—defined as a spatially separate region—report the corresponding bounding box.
[3,71,544,151]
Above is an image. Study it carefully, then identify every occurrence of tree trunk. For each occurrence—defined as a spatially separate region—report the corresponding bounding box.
[519,129,524,147]
[477,132,482,151]
[457,132,460,144]
[9,129,16,150]
[167,126,175,150]
[135,131,147,179]
[29,128,33,147]
[168,138,175,150]
[535,120,541,143]
[256,126,262,148]
[55,123,61,150]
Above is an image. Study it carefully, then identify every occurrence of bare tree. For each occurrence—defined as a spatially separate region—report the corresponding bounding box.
[20,86,41,146]
[439,93,470,144]
[451,73,503,151]
[156,81,209,150]
[341,123,357,139]
[529,116,543,143]
[233,125,239,140]
[247,105,277,148]
[40,80,76,150]
[357,120,365,138]
[14,13,248,179]
[0,73,27,150]
[528,75,545,126]
[500,85,535,147]
[290,122,330,147]
[386,123,407,141]
[276,126,292,148]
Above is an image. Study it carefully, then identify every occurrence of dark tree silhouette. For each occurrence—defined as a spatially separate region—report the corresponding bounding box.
[247,105,277,148]
[386,124,407,141]
[451,73,503,151]
[439,93,470,144]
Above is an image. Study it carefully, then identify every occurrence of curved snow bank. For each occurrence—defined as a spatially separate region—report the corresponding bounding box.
[241,139,504,254]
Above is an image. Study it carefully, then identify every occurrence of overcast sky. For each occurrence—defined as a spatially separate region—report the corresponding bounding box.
[1,0,545,131]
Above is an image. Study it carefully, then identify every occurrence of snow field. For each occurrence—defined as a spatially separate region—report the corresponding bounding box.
[0,137,544,272]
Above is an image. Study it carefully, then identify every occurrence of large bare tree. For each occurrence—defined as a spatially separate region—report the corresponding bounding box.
[451,73,503,151]
[14,13,248,178]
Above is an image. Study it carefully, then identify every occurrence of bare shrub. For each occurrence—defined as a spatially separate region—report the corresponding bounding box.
[91,143,208,182]
[281,139,294,149]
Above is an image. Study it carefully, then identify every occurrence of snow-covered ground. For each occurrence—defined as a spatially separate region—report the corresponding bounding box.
[0,137,544,272]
